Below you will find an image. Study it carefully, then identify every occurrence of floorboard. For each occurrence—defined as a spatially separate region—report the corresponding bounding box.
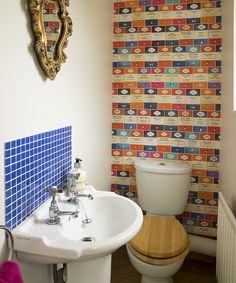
[111,246,217,283]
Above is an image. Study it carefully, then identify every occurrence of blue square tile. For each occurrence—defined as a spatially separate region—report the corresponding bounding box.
[5,142,11,150]
[11,141,16,148]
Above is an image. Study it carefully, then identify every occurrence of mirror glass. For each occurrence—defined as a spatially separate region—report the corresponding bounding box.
[42,0,62,60]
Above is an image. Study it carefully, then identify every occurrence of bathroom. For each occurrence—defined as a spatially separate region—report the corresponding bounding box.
[0,0,235,282]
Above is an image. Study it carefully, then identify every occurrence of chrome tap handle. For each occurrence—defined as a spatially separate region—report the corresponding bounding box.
[45,186,58,198]
[45,186,60,225]
[67,172,80,180]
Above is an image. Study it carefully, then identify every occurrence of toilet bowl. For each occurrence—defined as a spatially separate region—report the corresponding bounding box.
[126,160,192,283]
[127,215,190,283]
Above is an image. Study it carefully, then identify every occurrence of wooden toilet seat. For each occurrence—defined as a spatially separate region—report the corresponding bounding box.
[127,215,190,266]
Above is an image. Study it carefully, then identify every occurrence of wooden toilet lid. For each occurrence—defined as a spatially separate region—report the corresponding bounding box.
[130,215,188,259]
[127,241,190,266]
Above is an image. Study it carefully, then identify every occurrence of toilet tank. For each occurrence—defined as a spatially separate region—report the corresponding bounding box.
[135,160,192,215]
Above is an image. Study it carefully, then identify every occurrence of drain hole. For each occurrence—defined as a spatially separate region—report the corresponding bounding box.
[80,237,96,242]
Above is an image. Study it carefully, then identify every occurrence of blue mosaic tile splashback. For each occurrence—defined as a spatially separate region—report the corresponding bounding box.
[5,126,72,229]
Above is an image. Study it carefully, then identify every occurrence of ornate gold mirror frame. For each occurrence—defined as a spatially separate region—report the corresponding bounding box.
[28,0,73,80]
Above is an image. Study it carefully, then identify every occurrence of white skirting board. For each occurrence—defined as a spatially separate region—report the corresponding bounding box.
[189,234,216,257]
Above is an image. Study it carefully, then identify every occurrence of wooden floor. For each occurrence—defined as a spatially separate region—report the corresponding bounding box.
[111,246,217,283]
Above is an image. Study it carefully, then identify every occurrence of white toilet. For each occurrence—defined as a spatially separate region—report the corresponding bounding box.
[126,160,192,283]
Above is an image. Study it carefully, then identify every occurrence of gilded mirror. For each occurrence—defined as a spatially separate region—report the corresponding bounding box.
[28,0,73,80]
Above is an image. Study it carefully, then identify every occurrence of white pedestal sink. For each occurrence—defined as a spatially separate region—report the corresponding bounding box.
[13,186,143,283]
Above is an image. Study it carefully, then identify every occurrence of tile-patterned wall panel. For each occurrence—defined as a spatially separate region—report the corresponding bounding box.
[112,0,221,238]
[5,126,72,229]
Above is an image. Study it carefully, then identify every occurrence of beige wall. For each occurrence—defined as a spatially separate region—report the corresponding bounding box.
[221,0,236,214]
[0,1,112,281]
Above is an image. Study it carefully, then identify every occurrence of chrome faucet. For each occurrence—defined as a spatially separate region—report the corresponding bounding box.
[45,186,79,225]
[75,193,93,200]
[45,186,60,225]
[65,172,80,202]
[65,173,93,202]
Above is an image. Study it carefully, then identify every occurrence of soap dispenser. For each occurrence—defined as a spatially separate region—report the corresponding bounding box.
[74,158,87,190]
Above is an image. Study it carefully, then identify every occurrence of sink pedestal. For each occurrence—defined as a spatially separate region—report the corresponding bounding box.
[67,254,111,283]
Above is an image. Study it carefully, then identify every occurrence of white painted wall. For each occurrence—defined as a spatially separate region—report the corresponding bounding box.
[220,0,236,214]
[0,0,112,281]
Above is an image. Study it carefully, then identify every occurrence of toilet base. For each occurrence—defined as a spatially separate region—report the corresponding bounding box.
[127,244,184,283]
[142,275,173,283]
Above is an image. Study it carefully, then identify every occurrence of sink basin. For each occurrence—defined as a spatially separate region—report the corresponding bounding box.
[13,185,143,264]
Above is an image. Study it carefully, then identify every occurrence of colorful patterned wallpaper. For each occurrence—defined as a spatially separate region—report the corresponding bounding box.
[111,0,221,238]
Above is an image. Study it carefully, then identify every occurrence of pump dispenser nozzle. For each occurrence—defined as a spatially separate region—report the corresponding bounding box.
[74,158,82,168]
